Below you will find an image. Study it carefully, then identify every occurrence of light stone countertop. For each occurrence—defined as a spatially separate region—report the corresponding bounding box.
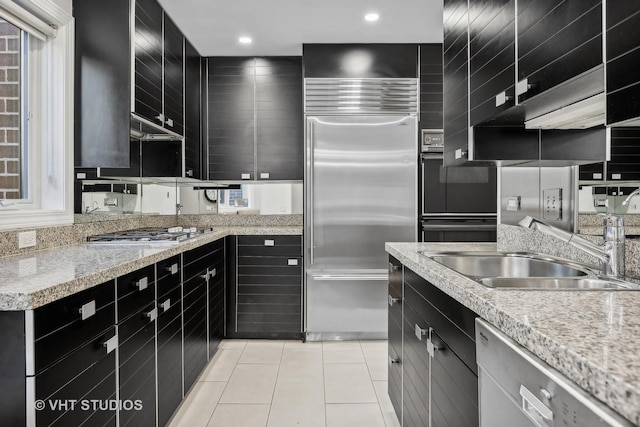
[0,226,301,311]
[386,241,640,426]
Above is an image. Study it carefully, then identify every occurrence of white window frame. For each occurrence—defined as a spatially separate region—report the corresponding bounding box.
[0,0,73,230]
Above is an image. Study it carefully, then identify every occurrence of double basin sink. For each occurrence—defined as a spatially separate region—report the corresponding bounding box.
[418,251,640,290]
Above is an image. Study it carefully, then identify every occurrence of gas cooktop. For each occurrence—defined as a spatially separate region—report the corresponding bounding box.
[87,227,213,244]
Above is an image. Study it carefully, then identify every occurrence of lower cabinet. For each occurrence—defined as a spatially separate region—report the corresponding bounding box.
[226,235,303,339]
[387,256,404,423]
[0,238,227,427]
[389,259,479,427]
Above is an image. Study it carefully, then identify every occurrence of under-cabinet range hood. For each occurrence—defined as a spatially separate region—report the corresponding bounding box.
[130,114,183,141]
[524,93,605,130]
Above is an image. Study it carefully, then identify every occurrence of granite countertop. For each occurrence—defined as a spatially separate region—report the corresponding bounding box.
[0,226,302,311]
[386,241,640,425]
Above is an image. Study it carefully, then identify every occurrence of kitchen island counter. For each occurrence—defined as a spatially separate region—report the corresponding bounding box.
[0,226,302,311]
[386,241,640,426]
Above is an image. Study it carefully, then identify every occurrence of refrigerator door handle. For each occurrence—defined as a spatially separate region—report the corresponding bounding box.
[311,274,388,281]
[307,119,315,265]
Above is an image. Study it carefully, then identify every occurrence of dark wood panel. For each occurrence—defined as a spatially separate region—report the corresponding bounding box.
[163,13,184,135]
[73,0,131,168]
[134,0,163,124]
[0,312,25,426]
[238,275,301,286]
[608,47,640,94]
[420,44,443,130]
[185,38,201,179]
[430,332,478,427]
[157,255,181,299]
[119,356,156,427]
[402,303,430,427]
[237,247,302,257]
[303,44,418,78]
[238,235,302,247]
[606,9,640,61]
[117,265,155,322]
[607,82,640,126]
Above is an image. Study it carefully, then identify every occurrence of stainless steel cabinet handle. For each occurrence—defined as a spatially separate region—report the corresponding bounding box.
[161,299,171,312]
[79,300,96,320]
[165,263,179,275]
[134,277,149,291]
[495,91,512,107]
[260,172,270,179]
[516,78,533,97]
[165,117,174,127]
[241,173,251,180]
[388,295,401,306]
[287,259,299,266]
[388,262,400,272]
[155,113,165,123]
[103,335,118,354]
[186,169,193,177]
[209,268,217,278]
[264,239,275,246]
[388,355,401,365]
[200,273,209,279]
[414,324,428,341]
[520,385,553,422]
[144,307,158,322]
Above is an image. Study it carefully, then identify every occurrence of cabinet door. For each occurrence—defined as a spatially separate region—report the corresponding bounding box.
[468,0,515,125]
[255,57,303,180]
[73,0,131,168]
[419,44,443,130]
[443,0,470,166]
[183,272,208,392]
[517,0,602,103]
[163,13,184,135]
[184,39,202,179]
[607,128,640,181]
[157,285,183,427]
[208,240,226,357]
[606,2,640,125]
[402,297,430,427]
[207,57,256,181]
[134,0,164,126]
[430,331,479,427]
[387,256,403,424]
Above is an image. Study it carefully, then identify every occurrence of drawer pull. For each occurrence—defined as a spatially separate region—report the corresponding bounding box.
[287,259,298,266]
[161,299,171,312]
[260,172,270,179]
[165,263,179,275]
[103,335,118,354]
[200,273,209,280]
[241,173,251,180]
[210,268,217,278]
[388,295,401,306]
[134,277,149,291]
[414,324,428,341]
[79,300,96,320]
[264,239,275,246]
[388,262,400,272]
[495,91,512,107]
[144,307,158,322]
[388,355,401,365]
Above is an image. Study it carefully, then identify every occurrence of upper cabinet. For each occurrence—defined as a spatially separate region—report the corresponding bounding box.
[134,0,184,134]
[206,57,303,181]
[74,0,203,174]
[606,3,640,126]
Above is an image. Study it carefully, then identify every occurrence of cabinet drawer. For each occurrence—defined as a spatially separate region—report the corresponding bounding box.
[116,265,155,322]
[404,268,477,374]
[184,239,224,267]
[238,235,301,248]
[34,298,115,374]
[36,327,116,402]
[118,301,156,350]
[157,255,181,299]
[402,302,431,427]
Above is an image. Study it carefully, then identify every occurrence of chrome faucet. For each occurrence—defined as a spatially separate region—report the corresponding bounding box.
[518,215,625,277]
[621,188,640,207]
[85,201,100,214]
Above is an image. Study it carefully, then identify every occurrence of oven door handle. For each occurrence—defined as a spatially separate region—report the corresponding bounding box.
[421,224,497,231]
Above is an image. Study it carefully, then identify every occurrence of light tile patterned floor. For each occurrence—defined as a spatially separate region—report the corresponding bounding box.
[169,339,401,427]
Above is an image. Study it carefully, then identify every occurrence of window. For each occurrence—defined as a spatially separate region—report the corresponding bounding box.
[0,1,74,230]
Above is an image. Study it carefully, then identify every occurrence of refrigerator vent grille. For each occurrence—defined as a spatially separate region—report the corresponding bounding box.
[304,78,418,113]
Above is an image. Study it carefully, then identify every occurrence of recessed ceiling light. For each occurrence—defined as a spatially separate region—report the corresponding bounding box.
[364,13,379,22]
[238,36,252,44]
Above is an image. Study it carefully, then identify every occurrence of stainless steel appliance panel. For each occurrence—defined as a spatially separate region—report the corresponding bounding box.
[305,271,388,341]
[307,115,417,270]
[476,318,634,427]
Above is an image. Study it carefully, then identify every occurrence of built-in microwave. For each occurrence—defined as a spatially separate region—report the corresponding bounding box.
[421,129,444,153]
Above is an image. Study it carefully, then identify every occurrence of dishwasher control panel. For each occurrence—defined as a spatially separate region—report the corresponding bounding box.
[476,319,633,427]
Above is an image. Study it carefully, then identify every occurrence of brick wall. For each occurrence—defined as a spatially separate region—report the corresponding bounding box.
[0,19,21,200]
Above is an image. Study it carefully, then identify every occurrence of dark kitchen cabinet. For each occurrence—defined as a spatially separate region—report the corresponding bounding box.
[516,0,602,104]
[390,262,479,427]
[607,128,640,181]
[606,3,640,126]
[206,57,303,181]
[134,0,164,126]
[163,14,185,135]
[255,58,303,180]
[226,235,303,339]
[156,255,183,427]
[183,243,213,392]
[387,256,404,424]
[468,0,516,125]
[117,265,157,427]
[73,0,131,168]
[419,44,443,131]
[207,240,226,356]
[185,39,202,179]
[443,0,471,166]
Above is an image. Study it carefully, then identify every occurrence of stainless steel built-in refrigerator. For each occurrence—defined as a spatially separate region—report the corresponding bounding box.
[304,79,418,340]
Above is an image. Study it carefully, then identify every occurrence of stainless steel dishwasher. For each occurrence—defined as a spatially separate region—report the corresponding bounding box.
[475,318,634,427]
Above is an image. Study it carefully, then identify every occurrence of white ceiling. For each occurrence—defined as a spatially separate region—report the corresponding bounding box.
[157,0,444,57]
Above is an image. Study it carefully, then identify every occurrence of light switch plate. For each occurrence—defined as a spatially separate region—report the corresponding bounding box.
[505,196,521,212]
[543,188,562,221]
[18,230,36,248]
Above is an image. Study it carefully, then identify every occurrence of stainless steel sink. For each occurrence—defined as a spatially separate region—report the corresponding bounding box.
[417,251,640,290]
[421,251,590,278]
[477,277,640,290]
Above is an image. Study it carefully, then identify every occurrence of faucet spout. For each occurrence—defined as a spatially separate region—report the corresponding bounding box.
[518,215,625,277]
[622,188,640,207]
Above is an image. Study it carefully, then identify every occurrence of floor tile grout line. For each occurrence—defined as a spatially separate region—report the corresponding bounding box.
[264,341,285,427]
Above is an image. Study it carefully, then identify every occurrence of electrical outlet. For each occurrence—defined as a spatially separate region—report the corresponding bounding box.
[18,230,37,249]
[543,188,562,221]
